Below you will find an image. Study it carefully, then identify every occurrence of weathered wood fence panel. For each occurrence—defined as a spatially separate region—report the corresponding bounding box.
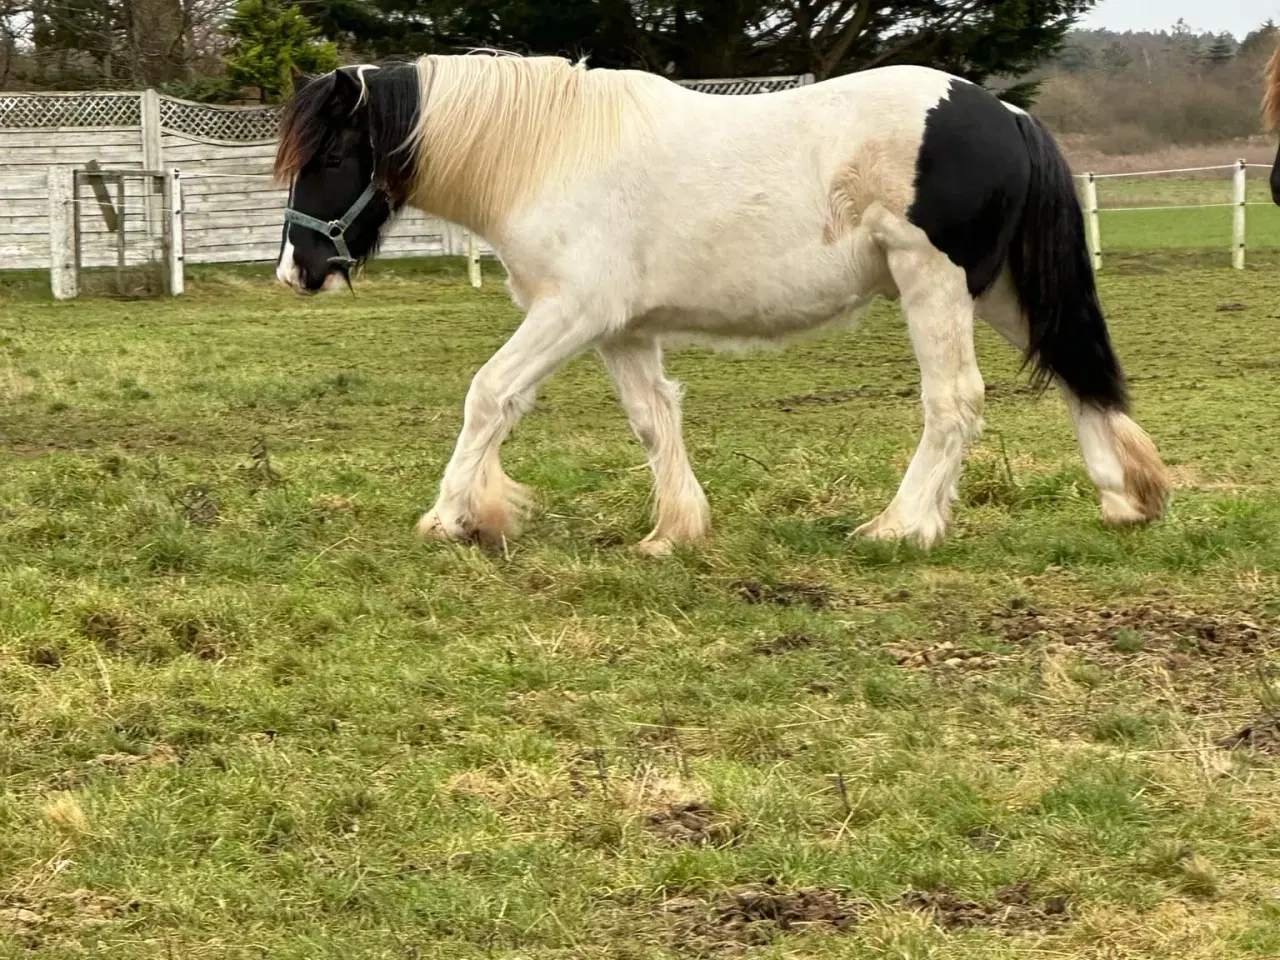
[0,91,490,269]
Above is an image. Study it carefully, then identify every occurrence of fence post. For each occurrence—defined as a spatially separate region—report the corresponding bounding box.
[1232,159,1247,270]
[1083,172,1102,272]
[140,89,164,170]
[141,90,165,255]
[168,169,185,296]
[48,166,77,301]
[466,230,482,288]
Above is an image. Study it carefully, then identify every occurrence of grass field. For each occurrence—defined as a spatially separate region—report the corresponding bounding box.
[1094,176,1280,255]
[2,247,1280,960]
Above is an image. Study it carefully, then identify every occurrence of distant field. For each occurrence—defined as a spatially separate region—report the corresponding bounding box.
[1,255,1279,959]
[1057,135,1277,179]
[1085,175,1280,257]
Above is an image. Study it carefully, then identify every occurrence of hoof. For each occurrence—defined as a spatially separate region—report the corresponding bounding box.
[416,510,460,541]
[634,535,675,558]
[853,512,945,549]
[1100,491,1159,528]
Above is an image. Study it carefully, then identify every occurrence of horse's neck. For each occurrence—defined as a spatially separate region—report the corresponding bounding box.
[410,58,671,234]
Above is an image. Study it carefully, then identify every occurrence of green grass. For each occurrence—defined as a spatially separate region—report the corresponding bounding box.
[1091,175,1280,253]
[1,253,1280,959]
[1095,177,1273,209]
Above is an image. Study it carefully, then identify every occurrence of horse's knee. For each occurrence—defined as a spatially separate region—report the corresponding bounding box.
[465,370,535,425]
[463,371,501,423]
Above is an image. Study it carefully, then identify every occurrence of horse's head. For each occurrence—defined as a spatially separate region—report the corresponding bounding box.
[274,64,421,293]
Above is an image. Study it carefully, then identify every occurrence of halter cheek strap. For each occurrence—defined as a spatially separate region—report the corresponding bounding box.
[283,181,379,267]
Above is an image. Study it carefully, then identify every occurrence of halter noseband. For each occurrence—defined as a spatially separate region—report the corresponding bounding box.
[283,181,379,268]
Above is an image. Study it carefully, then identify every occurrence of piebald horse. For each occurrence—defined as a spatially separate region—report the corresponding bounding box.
[274,55,1170,555]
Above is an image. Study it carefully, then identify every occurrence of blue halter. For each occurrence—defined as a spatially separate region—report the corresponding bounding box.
[283,181,379,268]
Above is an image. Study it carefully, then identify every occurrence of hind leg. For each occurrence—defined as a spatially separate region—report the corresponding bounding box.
[977,272,1170,524]
[856,241,984,548]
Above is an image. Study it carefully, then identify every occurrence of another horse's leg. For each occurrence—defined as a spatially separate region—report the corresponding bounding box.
[418,297,600,547]
[598,336,710,556]
[977,272,1168,525]
[856,242,984,548]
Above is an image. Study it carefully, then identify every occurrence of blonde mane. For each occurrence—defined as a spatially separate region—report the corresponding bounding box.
[1265,38,1280,131]
[409,53,664,232]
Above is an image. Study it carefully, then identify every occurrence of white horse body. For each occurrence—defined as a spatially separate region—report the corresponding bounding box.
[497,65,950,344]
[274,55,1171,554]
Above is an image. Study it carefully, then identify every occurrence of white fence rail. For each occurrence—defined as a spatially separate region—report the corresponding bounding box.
[1075,160,1275,270]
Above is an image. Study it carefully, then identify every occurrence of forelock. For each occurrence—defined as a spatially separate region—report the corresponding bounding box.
[274,72,343,184]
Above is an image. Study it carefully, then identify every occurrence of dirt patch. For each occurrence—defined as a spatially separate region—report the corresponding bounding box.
[989,604,1271,653]
[893,602,1275,677]
[731,579,833,610]
[239,438,286,491]
[646,803,739,847]
[164,616,239,660]
[170,484,220,526]
[667,879,863,952]
[885,640,1002,672]
[0,889,136,933]
[89,745,180,771]
[1218,716,1280,756]
[25,644,63,669]
[49,745,179,791]
[78,609,140,651]
[753,632,818,656]
[899,882,1069,933]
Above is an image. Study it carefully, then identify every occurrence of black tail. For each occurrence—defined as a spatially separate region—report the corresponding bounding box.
[1008,113,1128,411]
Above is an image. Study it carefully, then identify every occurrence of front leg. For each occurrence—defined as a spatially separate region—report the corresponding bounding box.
[418,297,602,547]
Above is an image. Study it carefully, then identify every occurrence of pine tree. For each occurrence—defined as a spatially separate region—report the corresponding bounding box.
[1204,33,1236,67]
[224,0,339,103]
[1240,21,1278,60]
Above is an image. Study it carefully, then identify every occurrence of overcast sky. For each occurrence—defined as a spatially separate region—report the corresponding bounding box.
[1080,0,1275,39]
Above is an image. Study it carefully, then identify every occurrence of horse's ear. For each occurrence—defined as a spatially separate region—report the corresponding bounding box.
[290,68,313,96]
[332,68,361,109]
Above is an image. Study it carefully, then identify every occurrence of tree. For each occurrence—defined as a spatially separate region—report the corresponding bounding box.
[1097,39,1132,75]
[1057,40,1095,73]
[1240,20,1277,60]
[1203,33,1234,67]
[5,0,236,90]
[304,0,1096,94]
[225,0,337,101]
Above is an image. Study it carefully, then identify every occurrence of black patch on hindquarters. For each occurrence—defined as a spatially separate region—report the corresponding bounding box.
[907,79,1030,298]
[908,78,1128,410]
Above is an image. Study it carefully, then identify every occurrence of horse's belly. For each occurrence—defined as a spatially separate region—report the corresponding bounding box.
[631,230,885,342]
